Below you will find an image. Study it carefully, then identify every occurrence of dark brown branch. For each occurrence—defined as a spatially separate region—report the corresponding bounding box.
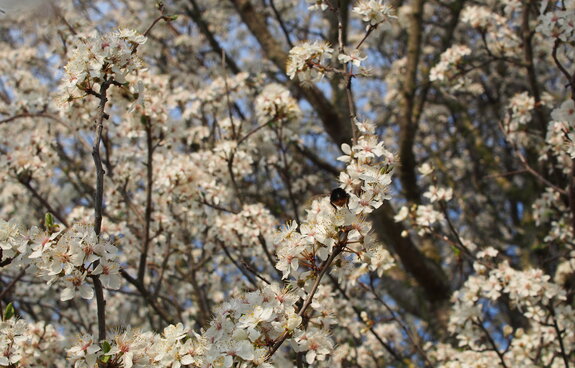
[552,39,573,86]
[521,0,546,134]
[92,81,111,237]
[137,119,155,285]
[198,199,238,214]
[90,79,112,341]
[91,276,107,341]
[398,0,425,203]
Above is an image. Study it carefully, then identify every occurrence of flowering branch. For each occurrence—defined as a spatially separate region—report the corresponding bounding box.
[266,236,348,360]
[474,319,509,368]
[550,305,571,368]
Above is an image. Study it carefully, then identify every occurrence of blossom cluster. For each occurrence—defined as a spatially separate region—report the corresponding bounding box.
[437,249,575,367]
[0,310,65,367]
[276,119,396,283]
[156,143,254,209]
[201,284,303,367]
[184,72,251,121]
[505,92,536,145]
[0,220,121,301]
[0,125,56,177]
[254,83,300,125]
[209,204,277,252]
[429,45,482,95]
[66,285,305,367]
[532,187,574,245]
[306,0,328,12]
[395,165,453,236]
[545,99,575,167]
[461,6,521,56]
[352,0,396,27]
[537,0,575,43]
[286,41,333,84]
[337,49,367,68]
[68,323,206,368]
[60,28,147,103]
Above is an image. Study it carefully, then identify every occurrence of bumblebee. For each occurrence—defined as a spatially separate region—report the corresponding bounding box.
[330,188,350,210]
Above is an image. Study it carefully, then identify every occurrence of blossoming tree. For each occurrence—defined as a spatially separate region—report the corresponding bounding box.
[0,0,574,367]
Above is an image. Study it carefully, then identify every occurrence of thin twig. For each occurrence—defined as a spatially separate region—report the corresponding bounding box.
[120,269,177,325]
[219,241,258,287]
[552,39,573,84]
[355,25,375,50]
[198,199,238,214]
[269,0,294,48]
[17,177,69,228]
[475,319,508,368]
[363,279,433,367]
[276,132,300,224]
[236,118,275,147]
[0,269,27,300]
[550,306,571,368]
[0,112,71,129]
[438,201,475,259]
[331,276,405,363]
[258,234,282,279]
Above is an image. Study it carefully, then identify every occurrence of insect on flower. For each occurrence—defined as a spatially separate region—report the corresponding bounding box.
[330,188,350,210]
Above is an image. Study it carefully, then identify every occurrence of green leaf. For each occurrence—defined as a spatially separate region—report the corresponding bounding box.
[4,303,15,320]
[451,245,461,256]
[44,212,54,231]
[101,340,111,353]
